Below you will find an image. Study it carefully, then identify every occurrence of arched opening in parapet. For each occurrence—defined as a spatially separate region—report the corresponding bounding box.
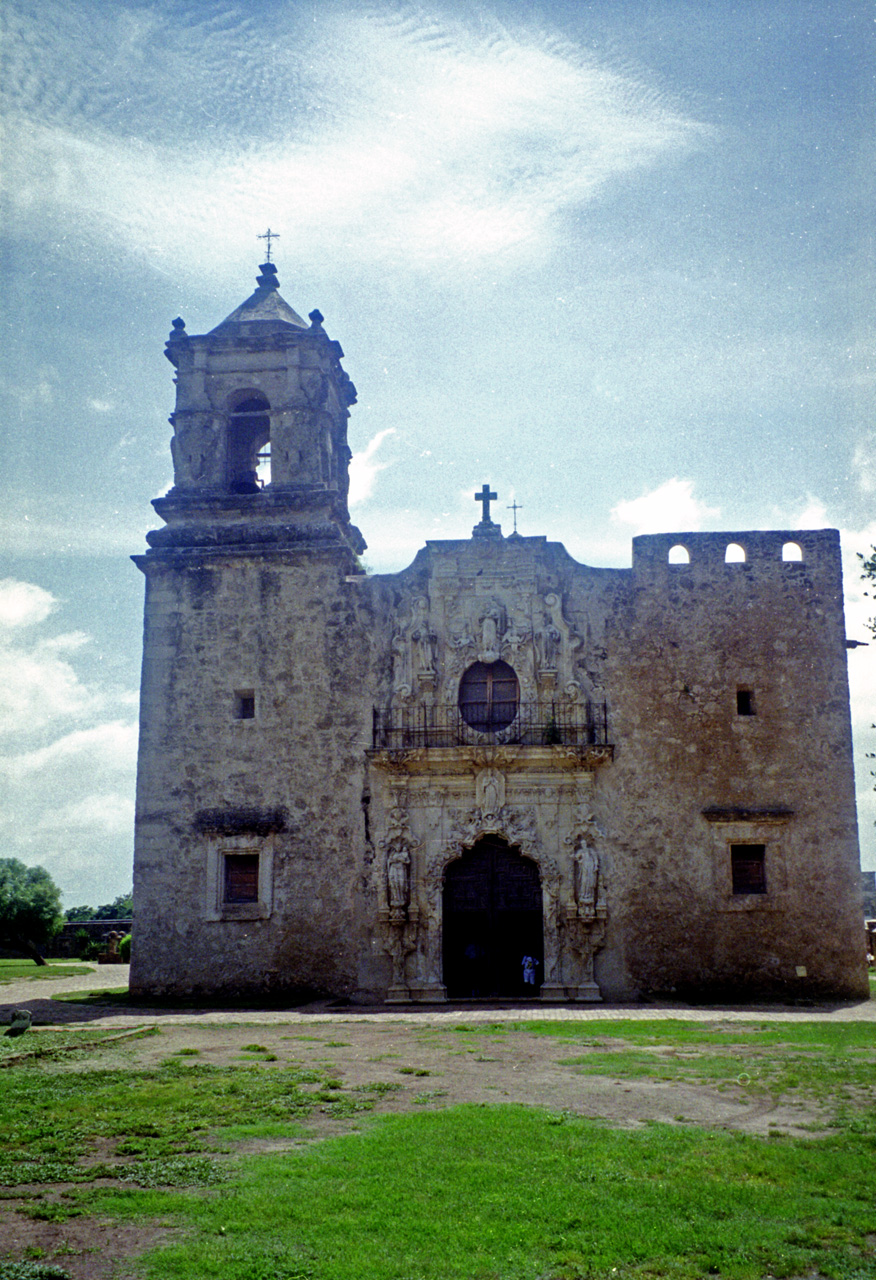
[725,543,746,563]
[782,542,803,562]
[227,392,270,493]
[443,836,543,999]
[668,545,690,565]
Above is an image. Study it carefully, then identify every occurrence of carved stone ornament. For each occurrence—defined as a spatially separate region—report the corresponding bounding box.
[387,846,411,910]
[537,592,584,701]
[171,413,216,486]
[383,913,418,1001]
[477,601,505,663]
[410,597,437,676]
[475,767,505,818]
[390,627,412,703]
[561,911,606,1002]
[426,803,563,988]
[564,810,607,919]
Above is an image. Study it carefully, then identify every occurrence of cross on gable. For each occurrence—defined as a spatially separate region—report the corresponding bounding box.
[475,484,498,523]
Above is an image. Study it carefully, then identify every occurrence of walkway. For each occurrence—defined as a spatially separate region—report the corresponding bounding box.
[1,965,874,1030]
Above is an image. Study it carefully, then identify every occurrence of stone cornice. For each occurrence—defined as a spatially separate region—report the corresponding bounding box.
[701,806,794,824]
[366,743,613,775]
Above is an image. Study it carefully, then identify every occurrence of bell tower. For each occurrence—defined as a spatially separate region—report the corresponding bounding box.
[131,258,373,1001]
[152,259,365,562]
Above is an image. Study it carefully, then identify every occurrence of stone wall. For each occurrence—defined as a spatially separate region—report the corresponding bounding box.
[131,520,867,1002]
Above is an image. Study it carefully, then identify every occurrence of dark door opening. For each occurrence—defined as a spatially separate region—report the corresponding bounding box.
[443,836,543,998]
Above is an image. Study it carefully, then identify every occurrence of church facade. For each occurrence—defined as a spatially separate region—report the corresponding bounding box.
[129,263,868,1003]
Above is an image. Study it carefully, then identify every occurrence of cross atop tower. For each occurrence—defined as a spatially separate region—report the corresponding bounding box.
[474,483,497,524]
[507,499,523,532]
[257,228,280,262]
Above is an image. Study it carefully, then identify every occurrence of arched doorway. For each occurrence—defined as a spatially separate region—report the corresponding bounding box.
[443,836,543,998]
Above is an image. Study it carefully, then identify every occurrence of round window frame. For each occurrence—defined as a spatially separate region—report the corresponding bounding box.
[458,660,520,734]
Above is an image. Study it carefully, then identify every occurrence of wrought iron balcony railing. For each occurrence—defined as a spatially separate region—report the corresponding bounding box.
[371,701,610,752]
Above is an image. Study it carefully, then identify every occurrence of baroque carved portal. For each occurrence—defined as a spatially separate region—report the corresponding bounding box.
[442,837,543,999]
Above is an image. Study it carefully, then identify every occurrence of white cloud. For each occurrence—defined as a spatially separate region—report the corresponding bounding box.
[0,721,138,779]
[3,5,707,273]
[349,429,396,506]
[0,578,56,629]
[88,398,115,413]
[793,498,831,529]
[610,478,719,535]
[0,629,101,734]
[36,791,135,836]
[0,575,138,901]
[853,432,876,495]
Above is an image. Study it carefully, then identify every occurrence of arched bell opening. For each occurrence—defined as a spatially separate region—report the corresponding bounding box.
[226,392,270,493]
[442,836,543,999]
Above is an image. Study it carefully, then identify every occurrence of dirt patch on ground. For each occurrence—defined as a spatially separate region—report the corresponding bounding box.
[0,1215,178,1280]
[109,1018,828,1138]
[0,1006,848,1277]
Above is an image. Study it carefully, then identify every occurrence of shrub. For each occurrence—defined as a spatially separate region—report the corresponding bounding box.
[119,933,132,962]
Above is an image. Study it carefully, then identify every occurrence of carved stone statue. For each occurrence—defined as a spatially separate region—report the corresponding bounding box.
[574,842,599,917]
[387,846,411,910]
[478,605,502,663]
[411,597,436,674]
[477,768,504,817]
[539,618,562,669]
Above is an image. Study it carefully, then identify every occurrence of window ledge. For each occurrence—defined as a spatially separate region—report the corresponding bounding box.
[205,902,270,922]
[718,895,778,912]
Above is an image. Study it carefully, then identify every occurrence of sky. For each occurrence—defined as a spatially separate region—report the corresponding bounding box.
[1,0,874,907]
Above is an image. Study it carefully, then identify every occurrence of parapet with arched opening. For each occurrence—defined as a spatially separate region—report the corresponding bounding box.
[631,529,838,584]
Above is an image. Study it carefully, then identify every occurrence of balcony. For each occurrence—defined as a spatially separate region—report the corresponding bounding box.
[371,700,611,755]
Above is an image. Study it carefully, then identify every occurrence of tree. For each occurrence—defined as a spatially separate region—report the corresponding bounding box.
[93,892,133,920]
[65,905,94,923]
[65,893,134,923]
[0,858,64,965]
[858,547,876,636]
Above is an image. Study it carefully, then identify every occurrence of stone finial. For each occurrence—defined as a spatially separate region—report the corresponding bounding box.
[168,317,187,341]
[256,262,280,291]
[309,309,325,332]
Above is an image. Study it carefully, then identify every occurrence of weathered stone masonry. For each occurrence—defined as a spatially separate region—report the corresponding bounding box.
[129,264,867,1003]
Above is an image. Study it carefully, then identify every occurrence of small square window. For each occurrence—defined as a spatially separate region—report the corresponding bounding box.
[235,690,255,720]
[731,844,766,895]
[224,853,259,903]
[736,689,755,716]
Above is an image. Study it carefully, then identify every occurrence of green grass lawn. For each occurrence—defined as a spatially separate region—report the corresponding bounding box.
[0,1021,874,1280]
[0,958,93,984]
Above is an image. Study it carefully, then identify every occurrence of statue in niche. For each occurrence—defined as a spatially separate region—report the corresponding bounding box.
[573,842,599,918]
[410,597,436,674]
[477,768,504,818]
[387,846,411,910]
[539,618,562,669]
[478,604,503,663]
